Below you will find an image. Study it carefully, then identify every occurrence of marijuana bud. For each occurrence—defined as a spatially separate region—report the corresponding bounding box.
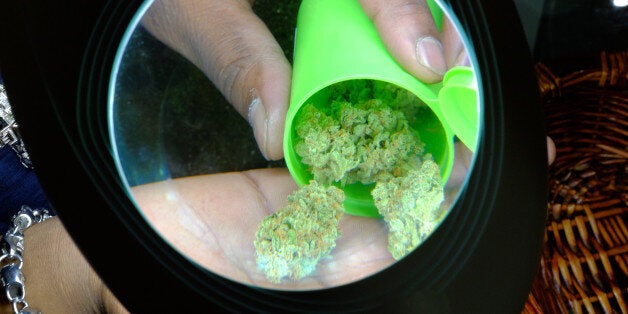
[261,80,446,282]
[295,105,359,184]
[294,81,426,186]
[372,159,445,260]
[254,181,345,283]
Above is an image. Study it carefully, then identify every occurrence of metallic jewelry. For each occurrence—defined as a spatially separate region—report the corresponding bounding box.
[0,205,52,314]
[0,84,32,169]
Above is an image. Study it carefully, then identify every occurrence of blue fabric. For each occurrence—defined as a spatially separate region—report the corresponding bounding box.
[1,71,54,233]
[0,146,53,233]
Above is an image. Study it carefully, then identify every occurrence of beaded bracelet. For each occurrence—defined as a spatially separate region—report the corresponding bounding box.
[0,205,52,314]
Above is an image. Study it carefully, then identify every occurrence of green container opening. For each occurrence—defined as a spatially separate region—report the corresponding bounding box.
[284,79,453,218]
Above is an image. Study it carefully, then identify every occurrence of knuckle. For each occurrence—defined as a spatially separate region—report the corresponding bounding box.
[208,36,284,111]
[209,35,261,107]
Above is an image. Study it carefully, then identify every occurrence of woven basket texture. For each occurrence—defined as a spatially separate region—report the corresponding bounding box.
[523,51,628,313]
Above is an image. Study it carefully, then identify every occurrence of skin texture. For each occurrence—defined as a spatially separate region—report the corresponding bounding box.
[0,0,557,312]
[130,169,394,289]
[357,0,468,82]
[0,218,129,314]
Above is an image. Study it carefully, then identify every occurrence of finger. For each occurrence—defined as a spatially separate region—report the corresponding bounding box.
[547,136,556,165]
[316,215,391,287]
[440,16,470,67]
[143,0,290,160]
[359,0,447,83]
[446,141,474,189]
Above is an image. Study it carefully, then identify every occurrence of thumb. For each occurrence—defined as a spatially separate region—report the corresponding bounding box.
[359,0,448,83]
[143,0,290,160]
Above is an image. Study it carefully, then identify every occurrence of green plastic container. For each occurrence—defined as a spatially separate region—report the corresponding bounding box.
[440,67,479,150]
[284,0,478,217]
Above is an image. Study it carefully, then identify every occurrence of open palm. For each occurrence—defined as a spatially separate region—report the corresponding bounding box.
[130,168,396,290]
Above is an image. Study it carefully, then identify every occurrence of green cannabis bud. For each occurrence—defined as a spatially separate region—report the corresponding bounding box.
[294,81,426,186]
[372,159,445,260]
[257,80,447,281]
[294,105,360,184]
[254,181,345,283]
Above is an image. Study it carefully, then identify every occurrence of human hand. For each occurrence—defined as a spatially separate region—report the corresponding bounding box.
[142,0,291,161]
[130,168,397,289]
[358,0,469,83]
[0,145,548,312]
[142,0,464,161]
[0,217,129,313]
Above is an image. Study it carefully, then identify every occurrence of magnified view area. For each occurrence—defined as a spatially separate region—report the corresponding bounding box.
[110,0,479,289]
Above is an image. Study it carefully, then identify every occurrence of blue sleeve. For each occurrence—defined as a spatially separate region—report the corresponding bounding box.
[1,71,54,234]
[0,145,53,234]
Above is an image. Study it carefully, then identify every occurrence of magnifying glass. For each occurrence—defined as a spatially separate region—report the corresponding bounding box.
[0,0,549,312]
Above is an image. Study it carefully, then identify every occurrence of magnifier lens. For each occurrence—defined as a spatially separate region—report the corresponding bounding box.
[109,0,480,290]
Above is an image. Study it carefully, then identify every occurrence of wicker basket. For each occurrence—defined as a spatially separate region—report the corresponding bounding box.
[523,51,628,313]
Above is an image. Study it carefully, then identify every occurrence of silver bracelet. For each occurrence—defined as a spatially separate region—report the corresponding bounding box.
[1,83,33,169]
[0,206,52,314]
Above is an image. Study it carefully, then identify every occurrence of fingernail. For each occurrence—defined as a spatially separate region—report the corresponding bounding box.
[546,136,556,165]
[415,36,447,75]
[248,96,270,160]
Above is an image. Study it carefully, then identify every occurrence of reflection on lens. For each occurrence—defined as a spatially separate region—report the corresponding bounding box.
[109,0,479,290]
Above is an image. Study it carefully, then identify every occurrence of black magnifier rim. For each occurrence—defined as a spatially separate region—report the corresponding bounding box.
[0,0,547,312]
